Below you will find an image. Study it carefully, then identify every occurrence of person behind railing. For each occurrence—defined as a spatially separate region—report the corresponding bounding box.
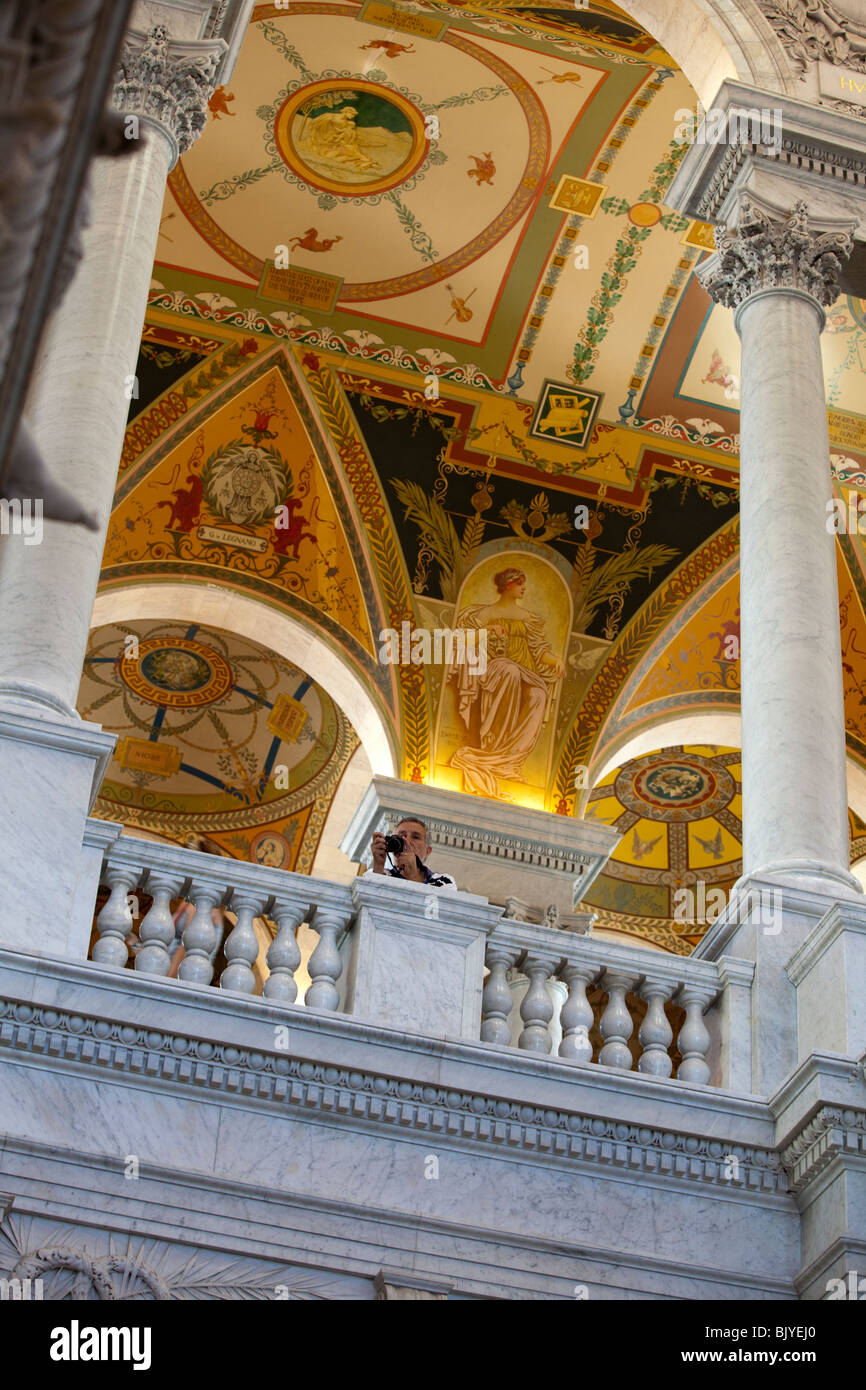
[366,817,458,889]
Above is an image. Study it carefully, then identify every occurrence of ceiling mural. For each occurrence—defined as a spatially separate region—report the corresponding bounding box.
[81,621,359,870]
[95,0,866,949]
[581,744,742,954]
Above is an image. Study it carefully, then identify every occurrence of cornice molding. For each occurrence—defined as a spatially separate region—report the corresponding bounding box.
[780,1103,866,1191]
[0,994,787,1200]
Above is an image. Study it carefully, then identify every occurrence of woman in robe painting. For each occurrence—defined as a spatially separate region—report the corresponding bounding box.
[449,567,565,798]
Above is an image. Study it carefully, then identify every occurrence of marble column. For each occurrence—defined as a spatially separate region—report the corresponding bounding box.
[698,196,861,899]
[0,25,221,718]
[0,24,222,957]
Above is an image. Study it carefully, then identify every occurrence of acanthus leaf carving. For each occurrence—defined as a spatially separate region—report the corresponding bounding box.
[758,0,866,75]
[113,25,220,157]
[698,197,854,310]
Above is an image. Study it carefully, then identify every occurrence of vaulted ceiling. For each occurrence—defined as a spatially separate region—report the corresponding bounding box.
[86,0,866,949]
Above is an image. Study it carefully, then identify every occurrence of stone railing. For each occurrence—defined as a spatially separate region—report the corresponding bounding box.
[83,825,744,1091]
[89,831,353,1008]
[483,917,727,1085]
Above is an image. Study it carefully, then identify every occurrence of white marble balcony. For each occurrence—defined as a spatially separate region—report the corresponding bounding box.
[0,816,860,1299]
[83,821,732,1087]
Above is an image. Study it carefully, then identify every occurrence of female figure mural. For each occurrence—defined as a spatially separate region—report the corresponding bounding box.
[449,567,565,798]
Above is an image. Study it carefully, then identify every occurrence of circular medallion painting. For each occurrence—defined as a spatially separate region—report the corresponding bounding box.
[120,639,233,709]
[615,751,735,823]
[275,80,427,195]
[250,830,292,869]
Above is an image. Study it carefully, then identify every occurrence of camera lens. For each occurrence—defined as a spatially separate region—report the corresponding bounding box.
[384,834,405,855]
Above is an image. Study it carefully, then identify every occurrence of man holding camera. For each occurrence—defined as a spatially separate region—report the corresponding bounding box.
[367,817,458,889]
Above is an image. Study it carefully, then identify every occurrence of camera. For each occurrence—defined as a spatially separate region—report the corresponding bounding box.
[384,833,406,855]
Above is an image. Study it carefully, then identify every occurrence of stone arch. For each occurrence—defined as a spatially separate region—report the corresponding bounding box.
[90,581,398,777]
[619,0,800,105]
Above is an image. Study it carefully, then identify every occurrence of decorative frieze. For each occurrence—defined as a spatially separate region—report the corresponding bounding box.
[697,197,855,309]
[0,994,786,1196]
[0,1207,372,1300]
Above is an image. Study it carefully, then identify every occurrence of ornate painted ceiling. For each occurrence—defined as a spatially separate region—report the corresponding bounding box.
[86,0,866,950]
[81,620,358,871]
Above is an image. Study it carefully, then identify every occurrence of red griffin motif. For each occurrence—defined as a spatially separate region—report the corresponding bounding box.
[155,469,204,531]
[467,153,495,186]
[288,228,343,253]
[272,497,316,559]
[709,609,741,662]
[359,39,416,57]
[208,86,235,119]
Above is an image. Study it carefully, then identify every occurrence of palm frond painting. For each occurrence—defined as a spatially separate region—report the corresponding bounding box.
[390,478,464,603]
[573,543,679,633]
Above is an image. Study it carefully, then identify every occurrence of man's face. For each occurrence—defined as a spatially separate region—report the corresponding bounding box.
[396,820,430,861]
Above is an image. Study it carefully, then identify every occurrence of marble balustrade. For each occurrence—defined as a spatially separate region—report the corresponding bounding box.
[91,832,353,1008]
[483,917,725,1085]
[88,827,736,1089]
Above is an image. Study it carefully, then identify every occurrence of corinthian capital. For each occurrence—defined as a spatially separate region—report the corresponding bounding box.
[113,25,223,163]
[697,197,855,311]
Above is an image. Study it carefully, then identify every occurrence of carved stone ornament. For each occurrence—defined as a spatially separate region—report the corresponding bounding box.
[758,0,866,74]
[0,1211,373,1300]
[113,25,219,156]
[697,197,855,310]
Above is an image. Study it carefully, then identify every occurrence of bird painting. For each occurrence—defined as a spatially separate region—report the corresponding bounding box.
[631,827,662,860]
[268,310,311,332]
[685,417,725,435]
[195,291,237,312]
[345,329,384,352]
[416,347,456,368]
[694,827,724,860]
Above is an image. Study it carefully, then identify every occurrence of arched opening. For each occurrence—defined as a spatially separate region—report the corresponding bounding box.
[90,581,397,777]
[615,0,795,105]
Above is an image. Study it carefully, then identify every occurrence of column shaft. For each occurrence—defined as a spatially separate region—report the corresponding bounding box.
[0,127,174,718]
[737,287,852,889]
[699,198,861,898]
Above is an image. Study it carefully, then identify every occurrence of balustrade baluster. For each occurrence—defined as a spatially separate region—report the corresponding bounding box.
[481,945,519,1044]
[599,969,637,1069]
[220,888,268,994]
[518,952,559,1053]
[559,962,596,1062]
[638,978,674,1077]
[135,870,185,976]
[677,985,714,1084]
[305,908,349,1011]
[93,865,141,967]
[177,880,223,986]
[263,899,308,1003]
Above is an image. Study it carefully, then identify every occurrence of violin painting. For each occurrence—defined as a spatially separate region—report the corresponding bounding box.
[445,283,476,326]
